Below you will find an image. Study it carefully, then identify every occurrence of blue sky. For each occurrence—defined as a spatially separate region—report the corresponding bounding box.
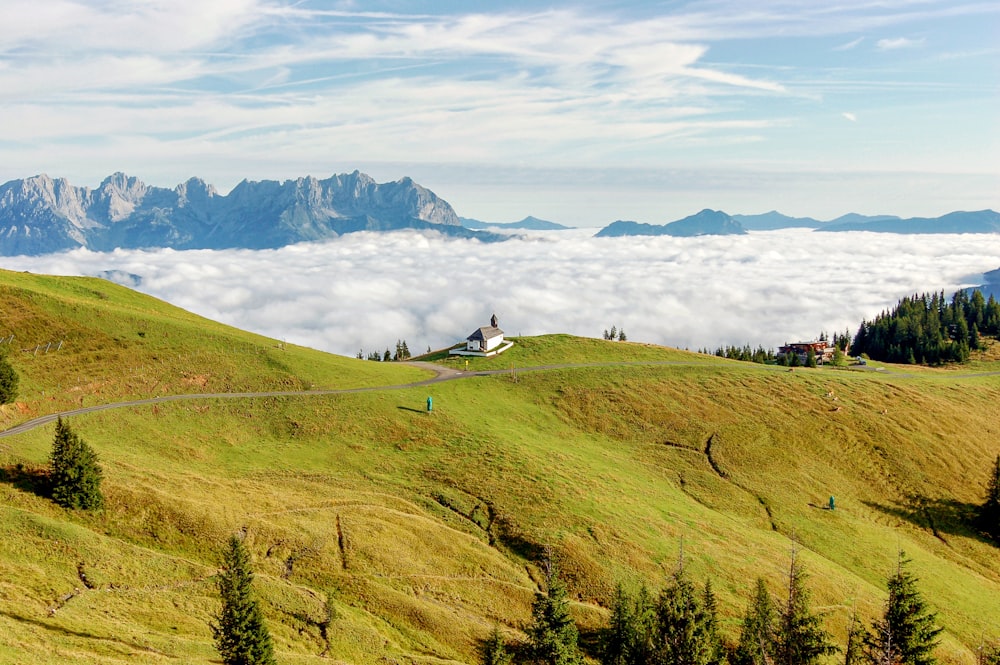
[1,0,997,225]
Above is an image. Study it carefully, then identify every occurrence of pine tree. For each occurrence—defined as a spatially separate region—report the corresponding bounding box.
[482,627,513,665]
[0,346,17,404]
[843,608,865,665]
[864,555,941,665]
[619,329,628,342]
[528,564,582,665]
[603,584,658,665]
[654,563,714,665]
[604,585,638,665]
[773,551,836,665]
[49,418,104,510]
[734,578,777,665]
[212,533,276,665]
[702,580,725,665]
[978,455,1000,541]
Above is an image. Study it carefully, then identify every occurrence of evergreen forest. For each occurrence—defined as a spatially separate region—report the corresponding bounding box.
[851,290,1000,364]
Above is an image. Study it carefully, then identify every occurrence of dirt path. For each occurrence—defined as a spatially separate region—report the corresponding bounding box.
[3,359,997,439]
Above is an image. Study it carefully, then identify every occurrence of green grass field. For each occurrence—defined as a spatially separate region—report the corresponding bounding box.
[0,268,998,664]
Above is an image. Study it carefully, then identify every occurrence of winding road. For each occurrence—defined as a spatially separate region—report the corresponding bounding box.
[1,358,995,439]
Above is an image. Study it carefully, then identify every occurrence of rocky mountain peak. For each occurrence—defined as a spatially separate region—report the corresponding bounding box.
[0,171,484,255]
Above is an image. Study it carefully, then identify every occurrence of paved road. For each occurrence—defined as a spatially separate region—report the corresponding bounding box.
[2,359,996,439]
[0,360,708,439]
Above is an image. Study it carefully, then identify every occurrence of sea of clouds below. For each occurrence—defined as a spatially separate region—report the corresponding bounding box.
[3,228,998,358]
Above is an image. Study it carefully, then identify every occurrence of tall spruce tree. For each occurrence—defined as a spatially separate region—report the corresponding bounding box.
[604,585,640,665]
[977,455,1000,541]
[211,534,276,665]
[654,562,715,665]
[733,578,777,665]
[843,609,865,665]
[603,584,658,665]
[527,564,582,665]
[0,346,18,404]
[863,555,941,665]
[49,418,104,510]
[773,551,836,665]
[482,627,513,665]
[702,580,725,665]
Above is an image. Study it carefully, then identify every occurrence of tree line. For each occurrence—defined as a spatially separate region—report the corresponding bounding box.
[357,339,413,361]
[604,327,628,342]
[851,289,1000,365]
[480,552,999,665]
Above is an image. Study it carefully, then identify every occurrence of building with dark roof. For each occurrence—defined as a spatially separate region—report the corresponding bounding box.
[466,314,505,353]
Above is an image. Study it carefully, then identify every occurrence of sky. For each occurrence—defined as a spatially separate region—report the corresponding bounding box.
[0,0,997,225]
[4,229,998,357]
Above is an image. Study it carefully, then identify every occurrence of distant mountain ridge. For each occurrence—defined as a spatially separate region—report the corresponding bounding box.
[459,215,571,230]
[0,171,503,255]
[595,209,747,237]
[599,209,1000,236]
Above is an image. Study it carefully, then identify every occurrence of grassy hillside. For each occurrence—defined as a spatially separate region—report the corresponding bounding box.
[0,269,998,664]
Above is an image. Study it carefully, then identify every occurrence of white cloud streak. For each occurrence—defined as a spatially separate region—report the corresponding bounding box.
[876,37,926,50]
[3,230,998,357]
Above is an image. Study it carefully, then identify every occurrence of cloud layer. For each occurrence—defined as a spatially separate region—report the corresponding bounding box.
[4,230,998,357]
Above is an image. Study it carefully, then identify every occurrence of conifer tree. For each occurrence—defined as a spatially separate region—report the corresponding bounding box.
[734,578,777,665]
[528,563,582,665]
[655,561,715,665]
[702,579,725,665]
[978,455,1000,541]
[482,627,513,665]
[864,555,941,665]
[603,584,656,665]
[212,533,276,665]
[49,418,103,510]
[773,551,836,665]
[0,346,17,404]
[604,585,639,665]
[843,609,865,665]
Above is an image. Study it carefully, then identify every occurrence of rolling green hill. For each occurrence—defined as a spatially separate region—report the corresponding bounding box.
[0,268,998,664]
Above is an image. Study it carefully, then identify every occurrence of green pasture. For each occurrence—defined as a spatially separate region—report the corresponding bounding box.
[0,269,998,664]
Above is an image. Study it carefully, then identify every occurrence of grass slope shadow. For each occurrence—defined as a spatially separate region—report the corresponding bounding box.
[864,494,995,546]
[0,462,50,500]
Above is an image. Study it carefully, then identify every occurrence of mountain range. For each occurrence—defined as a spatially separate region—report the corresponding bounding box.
[595,209,748,237]
[3,171,998,254]
[0,171,504,255]
[596,209,1000,237]
[734,209,1000,233]
[459,215,571,231]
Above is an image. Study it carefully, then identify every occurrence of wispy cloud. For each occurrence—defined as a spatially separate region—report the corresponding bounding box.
[842,112,858,122]
[3,230,998,356]
[876,36,925,50]
[834,37,865,51]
